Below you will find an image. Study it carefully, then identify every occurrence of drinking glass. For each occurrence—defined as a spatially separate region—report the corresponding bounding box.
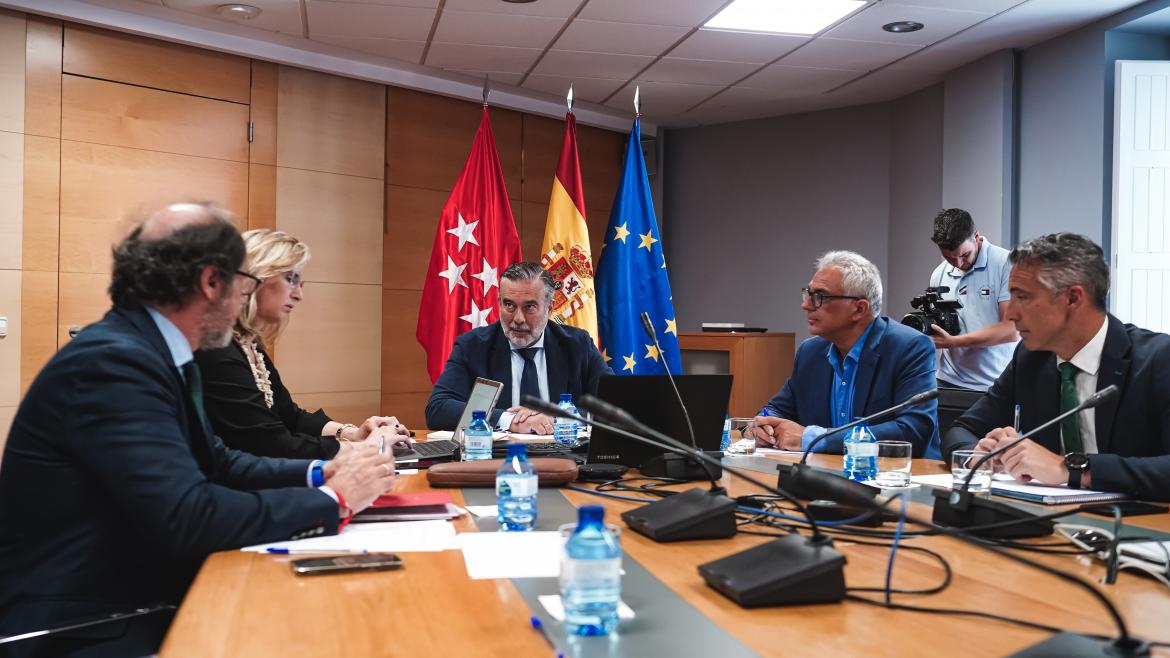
[875,440,912,487]
[952,450,992,493]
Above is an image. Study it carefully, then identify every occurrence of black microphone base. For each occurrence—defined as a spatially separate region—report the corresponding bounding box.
[698,534,846,608]
[1009,633,1149,657]
[621,487,737,542]
[777,462,880,504]
[640,452,723,481]
[930,488,1054,539]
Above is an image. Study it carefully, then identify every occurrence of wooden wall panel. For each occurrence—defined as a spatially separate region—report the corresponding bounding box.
[276,167,383,285]
[62,75,249,162]
[381,288,429,392]
[386,88,522,194]
[294,391,381,428]
[24,17,62,139]
[59,141,248,274]
[276,67,385,180]
[519,200,547,265]
[380,391,428,432]
[63,25,249,103]
[20,270,56,394]
[384,185,446,290]
[57,272,109,346]
[23,135,60,273]
[0,270,20,407]
[248,164,276,232]
[275,282,382,395]
[0,11,25,135]
[249,61,277,166]
[0,131,22,270]
[577,123,624,215]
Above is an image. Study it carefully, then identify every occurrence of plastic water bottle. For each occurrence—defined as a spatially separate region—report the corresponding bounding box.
[554,393,581,448]
[463,410,493,461]
[495,443,537,531]
[720,416,731,451]
[843,420,878,482]
[561,505,621,636]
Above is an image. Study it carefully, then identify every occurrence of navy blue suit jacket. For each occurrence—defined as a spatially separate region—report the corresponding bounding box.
[762,316,941,458]
[943,315,1170,500]
[0,305,339,657]
[425,321,612,430]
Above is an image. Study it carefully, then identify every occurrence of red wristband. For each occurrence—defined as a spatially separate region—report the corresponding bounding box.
[335,490,354,530]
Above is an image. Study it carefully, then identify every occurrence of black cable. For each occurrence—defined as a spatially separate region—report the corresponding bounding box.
[845,594,1067,634]
[842,541,953,596]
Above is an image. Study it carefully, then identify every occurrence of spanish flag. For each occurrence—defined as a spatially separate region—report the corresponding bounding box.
[540,111,598,343]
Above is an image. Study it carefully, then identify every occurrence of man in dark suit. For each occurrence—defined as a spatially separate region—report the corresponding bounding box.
[749,251,940,458]
[426,262,612,432]
[943,233,1170,499]
[0,203,396,657]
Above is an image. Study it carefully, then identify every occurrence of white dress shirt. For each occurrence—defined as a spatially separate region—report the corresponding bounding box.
[1055,316,1108,454]
[497,331,549,430]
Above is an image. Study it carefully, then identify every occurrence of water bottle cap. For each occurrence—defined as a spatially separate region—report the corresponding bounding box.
[506,442,528,458]
[472,410,487,421]
[577,505,604,525]
[559,393,573,403]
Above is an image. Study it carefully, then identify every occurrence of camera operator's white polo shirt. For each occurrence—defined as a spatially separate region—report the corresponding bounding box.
[929,237,1017,390]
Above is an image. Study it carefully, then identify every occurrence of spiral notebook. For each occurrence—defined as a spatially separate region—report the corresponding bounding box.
[989,480,1128,505]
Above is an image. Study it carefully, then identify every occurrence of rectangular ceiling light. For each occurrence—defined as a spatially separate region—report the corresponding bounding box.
[704,0,866,36]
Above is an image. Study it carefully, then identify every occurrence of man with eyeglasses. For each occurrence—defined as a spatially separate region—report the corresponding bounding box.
[747,251,941,458]
[0,203,396,657]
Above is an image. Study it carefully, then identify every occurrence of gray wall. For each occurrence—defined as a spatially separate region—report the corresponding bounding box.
[887,85,945,321]
[665,103,892,341]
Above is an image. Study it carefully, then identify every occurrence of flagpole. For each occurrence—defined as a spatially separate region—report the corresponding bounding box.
[634,85,640,118]
[482,75,489,107]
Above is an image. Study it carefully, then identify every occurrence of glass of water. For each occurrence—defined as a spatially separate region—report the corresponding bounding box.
[725,418,757,456]
[875,440,912,487]
[952,450,993,493]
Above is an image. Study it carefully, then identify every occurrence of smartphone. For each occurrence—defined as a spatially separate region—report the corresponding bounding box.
[291,553,403,576]
[1080,501,1170,517]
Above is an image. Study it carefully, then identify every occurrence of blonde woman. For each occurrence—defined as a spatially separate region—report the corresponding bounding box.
[196,229,407,459]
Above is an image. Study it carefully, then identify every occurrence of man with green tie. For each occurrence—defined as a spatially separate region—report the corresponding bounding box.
[941,233,1170,500]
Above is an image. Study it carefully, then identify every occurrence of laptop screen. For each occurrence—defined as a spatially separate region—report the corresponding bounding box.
[456,377,503,436]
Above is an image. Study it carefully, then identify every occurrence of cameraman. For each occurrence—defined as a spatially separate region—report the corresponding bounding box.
[927,208,1018,390]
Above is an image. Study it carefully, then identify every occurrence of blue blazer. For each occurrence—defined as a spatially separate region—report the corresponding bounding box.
[425,321,613,430]
[763,316,941,458]
[0,305,339,657]
[944,315,1170,500]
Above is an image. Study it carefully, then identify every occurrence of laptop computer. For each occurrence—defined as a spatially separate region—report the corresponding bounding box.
[399,377,503,463]
[585,374,732,468]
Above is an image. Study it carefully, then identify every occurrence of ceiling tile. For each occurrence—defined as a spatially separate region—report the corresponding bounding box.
[426,42,542,73]
[445,69,525,86]
[313,34,426,63]
[825,3,993,46]
[443,0,581,18]
[579,0,728,28]
[524,75,627,104]
[554,19,689,57]
[311,0,438,8]
[306,1,436,40]
[606,79,724,114]
[887,0,1024,11]
[740,64,861,95]
[778,37,921,71]
[533,50,656,80]
[670,29,808,64]
[641,57,760,86]
[433,10,566,49]
[164,0,304,35]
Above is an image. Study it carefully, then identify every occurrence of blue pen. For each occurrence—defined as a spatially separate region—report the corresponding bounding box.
[1013,404,1021,432]
[529,616,563,658]
[266,548,368,555]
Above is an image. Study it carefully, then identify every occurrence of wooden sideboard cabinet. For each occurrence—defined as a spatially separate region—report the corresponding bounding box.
[678,332,795,419]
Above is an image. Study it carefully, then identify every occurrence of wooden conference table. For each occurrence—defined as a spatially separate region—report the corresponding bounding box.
[160,449,1170,658]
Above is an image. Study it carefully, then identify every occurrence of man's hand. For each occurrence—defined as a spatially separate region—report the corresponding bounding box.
[322,443,396,514]
[1000,438,1066,485]
[930,324,964,350]
[507,406,554,435]
[748,416,805,450]
[973,427,1018,470]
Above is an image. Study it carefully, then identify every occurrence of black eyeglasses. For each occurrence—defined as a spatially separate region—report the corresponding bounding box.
[235,270,262,295]
[801,287,862,309]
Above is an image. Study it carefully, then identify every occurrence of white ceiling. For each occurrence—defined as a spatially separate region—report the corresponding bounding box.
[67,0,1158,127]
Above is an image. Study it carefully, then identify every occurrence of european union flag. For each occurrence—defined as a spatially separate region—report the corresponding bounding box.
[597,118,682,375]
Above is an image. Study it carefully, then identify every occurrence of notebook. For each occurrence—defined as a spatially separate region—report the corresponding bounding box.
[988,480,1128,505]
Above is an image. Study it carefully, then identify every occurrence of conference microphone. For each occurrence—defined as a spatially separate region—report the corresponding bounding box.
[639,311,698,450]
[528,393,849,608]
[775,388,939,500]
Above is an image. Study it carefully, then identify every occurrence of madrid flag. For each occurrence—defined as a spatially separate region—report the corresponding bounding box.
[417,107,522,383]
[540,111,598,343]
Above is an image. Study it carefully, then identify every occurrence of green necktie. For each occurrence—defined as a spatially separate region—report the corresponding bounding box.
[1059,362,1084,454]
[182,361,212,434]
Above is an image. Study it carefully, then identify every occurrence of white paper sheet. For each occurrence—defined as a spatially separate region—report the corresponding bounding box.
[465,505,498,518]
[537,595,635,621]
[242,519,458,553]
[750,448,806,456]
[457,531,563,579]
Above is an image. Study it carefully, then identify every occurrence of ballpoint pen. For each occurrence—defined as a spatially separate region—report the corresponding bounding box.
[1013,404,1021,432]
[266,548,369,554]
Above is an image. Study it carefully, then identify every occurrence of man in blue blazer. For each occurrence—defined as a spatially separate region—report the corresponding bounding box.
[750,251,941,458]
[426,262,612,432]
[943,233,1170,500]
[0,204,395,657]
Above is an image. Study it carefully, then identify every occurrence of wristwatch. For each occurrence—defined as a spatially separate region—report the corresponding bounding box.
[1064,452,1089,489]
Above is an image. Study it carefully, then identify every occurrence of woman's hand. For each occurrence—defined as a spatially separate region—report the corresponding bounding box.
[356,416,410,440]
